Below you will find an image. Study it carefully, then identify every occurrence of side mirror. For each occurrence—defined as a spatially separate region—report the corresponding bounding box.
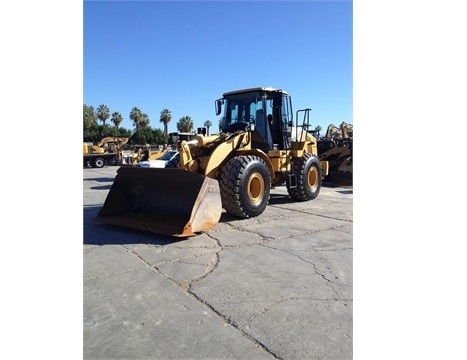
[215,99,223,116]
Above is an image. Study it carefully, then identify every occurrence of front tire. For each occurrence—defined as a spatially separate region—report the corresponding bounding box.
[219,155,271,218]
[287,153,322,201]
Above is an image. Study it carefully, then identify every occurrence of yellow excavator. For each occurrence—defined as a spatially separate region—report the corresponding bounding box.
[83,136,129,168]
[97,87,329,237]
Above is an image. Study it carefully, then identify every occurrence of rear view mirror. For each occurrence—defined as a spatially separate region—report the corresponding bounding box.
[215,99,223,115]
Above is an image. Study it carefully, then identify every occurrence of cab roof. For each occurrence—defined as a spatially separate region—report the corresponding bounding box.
[222,87,288,96]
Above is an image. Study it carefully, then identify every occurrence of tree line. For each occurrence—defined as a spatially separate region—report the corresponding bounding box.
[84,103,325,147]
[84,104,214,146]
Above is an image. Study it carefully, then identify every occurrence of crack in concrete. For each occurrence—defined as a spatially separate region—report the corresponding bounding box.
[225,222,352,244]
[177,252,220,291]
[261,243,346,296]
[83,268,136,282]
[186,289,284,360]
[152,249,219,267]
[120,247,282,359]
[316,247,353,252]
[268,204,353,223]
[113,233,349,360]
[216,297,353,307]
[114,240,282,358]
[239,296,353,335]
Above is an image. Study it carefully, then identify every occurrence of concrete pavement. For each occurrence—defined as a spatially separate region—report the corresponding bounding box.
[83,166,353,360]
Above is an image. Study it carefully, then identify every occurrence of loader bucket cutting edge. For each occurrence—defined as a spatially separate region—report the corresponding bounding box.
[96,167,223,237]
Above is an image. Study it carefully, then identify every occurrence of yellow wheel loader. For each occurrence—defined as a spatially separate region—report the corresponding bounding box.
[97,87,329,237]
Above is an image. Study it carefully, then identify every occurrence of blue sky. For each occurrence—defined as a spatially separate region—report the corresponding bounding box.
[84,0,352,134]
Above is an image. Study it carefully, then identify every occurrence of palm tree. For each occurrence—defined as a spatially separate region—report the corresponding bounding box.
[177,116,194,133]
[203,120,212,135]
[96,104,110,126]
[140,113,150,128]
[160,109,172,144]
[111,111,123,131]
[129,107,143,131]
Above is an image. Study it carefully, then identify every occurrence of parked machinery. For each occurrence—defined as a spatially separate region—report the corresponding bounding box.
[97,87,329,237]
[83,137,129,168]
[318,122,352,185]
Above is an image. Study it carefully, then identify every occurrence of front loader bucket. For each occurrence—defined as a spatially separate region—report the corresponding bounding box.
[96,167,222,237]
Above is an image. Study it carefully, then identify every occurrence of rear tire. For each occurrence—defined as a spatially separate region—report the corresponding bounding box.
[92,157,105,168]
[287,153,322,201]
[219,155,271,218]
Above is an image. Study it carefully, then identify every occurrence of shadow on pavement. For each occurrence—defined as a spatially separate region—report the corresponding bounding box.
[84,177,116,183]
[83,206,187,246]
[269,193,295,205]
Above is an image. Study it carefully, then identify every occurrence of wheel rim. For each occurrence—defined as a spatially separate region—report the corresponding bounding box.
[307,166,319,191]
[247,172,264,204]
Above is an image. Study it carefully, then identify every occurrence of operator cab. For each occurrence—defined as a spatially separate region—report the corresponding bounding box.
[216,87,293,152]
